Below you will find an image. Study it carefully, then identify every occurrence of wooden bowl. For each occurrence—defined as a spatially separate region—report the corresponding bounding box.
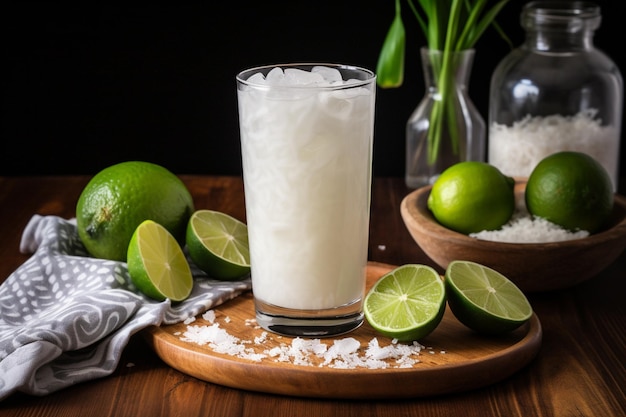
[400,181,626,292]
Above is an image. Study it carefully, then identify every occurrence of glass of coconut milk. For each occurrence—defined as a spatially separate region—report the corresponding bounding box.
[236,64,376,337]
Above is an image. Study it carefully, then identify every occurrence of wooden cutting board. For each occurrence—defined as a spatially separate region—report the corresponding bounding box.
[143,262,542,399]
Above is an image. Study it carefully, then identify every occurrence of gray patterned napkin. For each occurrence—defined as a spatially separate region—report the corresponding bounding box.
[0,215,251,400]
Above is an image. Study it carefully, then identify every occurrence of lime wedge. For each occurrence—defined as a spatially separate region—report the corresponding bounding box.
[364,264,446,342]
[445,260,533,334]
[127,220,193,302]
[186,210,251,280]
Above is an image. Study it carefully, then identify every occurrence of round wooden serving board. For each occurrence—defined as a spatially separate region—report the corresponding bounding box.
[143,262,542,399]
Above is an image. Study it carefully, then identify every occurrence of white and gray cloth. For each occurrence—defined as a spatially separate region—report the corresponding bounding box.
[0,215,252,400]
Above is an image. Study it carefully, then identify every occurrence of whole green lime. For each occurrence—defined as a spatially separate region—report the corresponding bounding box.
[76,161,194,261]
[525,151,613,233]
[427,161,515,234]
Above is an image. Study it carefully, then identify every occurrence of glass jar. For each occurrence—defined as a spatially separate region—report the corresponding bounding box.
[488,1,623,191]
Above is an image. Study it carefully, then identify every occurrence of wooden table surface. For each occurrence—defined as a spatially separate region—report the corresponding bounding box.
[0,175,624,417]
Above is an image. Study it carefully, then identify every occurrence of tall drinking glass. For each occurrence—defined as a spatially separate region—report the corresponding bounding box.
[236,63,376,337]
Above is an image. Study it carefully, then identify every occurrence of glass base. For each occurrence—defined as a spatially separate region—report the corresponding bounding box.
[405,173,440,189]
[254,299,364,338]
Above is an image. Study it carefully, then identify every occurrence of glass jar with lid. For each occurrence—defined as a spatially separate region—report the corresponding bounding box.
[488,1,623,191]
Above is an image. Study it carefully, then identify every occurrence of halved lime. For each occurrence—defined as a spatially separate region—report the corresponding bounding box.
[127,220,193,302]
[445,260,533,334]
[186,210,251,280]
[364,264,446,342]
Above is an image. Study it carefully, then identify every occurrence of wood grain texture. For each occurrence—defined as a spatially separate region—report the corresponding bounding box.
[144,262,542,399]
[0,176,624,417]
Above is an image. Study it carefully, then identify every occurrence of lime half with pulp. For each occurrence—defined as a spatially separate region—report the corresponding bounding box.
[186,210,251,280]
[364,264,446,342]
[127,220,193,302]
[445,260,533,334]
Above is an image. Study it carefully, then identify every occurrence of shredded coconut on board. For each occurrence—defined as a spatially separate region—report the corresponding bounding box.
[176,310,443,369]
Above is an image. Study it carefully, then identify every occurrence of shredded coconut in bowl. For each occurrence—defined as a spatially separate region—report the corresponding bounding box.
[470,214,589,243]
[469,198,589,243]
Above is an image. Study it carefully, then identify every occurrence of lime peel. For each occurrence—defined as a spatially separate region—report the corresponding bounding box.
[525,151,613,233]
[76,161,194,262]
[427,161,515,234]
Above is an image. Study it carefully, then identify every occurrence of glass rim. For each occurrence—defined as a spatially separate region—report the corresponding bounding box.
[236,63,376,90]
[523,1,600,18]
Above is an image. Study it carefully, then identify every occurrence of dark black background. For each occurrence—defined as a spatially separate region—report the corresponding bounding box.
[2,1,624,183]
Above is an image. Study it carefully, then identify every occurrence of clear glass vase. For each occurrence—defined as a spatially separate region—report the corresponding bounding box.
[405,48,486,189]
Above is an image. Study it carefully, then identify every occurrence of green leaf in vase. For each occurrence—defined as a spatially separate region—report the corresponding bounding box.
[376,0,406,88]
[376,0,512,165]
